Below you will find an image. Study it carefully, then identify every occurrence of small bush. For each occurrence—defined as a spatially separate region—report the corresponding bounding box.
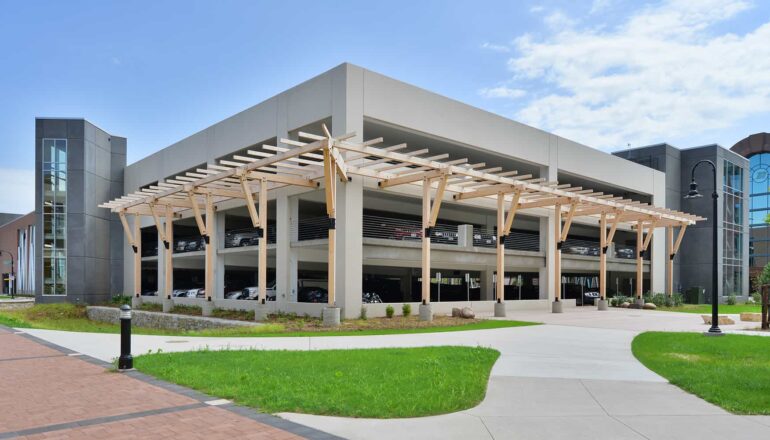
[360,306,368,320]
[110,295,131,306]
[402,303,412,317]
[751,292,761,304]
[668,293,684,307]
[610,295,631,307]
[385,305,395,318]
[727,294,737,305]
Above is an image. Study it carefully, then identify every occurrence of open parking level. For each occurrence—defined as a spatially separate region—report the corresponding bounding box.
[16,308,770,440]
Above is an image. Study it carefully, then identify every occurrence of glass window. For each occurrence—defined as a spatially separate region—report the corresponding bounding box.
[723,159,746,296]
[41,138,67,296]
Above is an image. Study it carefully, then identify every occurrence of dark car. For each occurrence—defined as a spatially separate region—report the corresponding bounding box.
[184,238,205,252]
[616,248,635,259]
[583,291,600,305]
[298,287,328,303]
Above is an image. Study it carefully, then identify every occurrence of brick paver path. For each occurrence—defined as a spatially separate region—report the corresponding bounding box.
[0,327,329,439]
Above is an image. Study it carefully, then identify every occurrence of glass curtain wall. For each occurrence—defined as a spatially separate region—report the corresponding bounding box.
[723,160,745,296]
[42,139,67,295]
[749,153,770,269]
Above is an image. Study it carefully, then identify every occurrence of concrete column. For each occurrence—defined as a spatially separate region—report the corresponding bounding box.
[458,224,473,248]
[482,268,495,300]
[331,63,364,320]
[276,192,296,307]
[540,157,558,303]
[157,225,167,298]
[215,210,225,299]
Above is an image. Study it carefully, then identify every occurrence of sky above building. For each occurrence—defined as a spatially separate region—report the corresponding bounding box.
[1,0,768,214]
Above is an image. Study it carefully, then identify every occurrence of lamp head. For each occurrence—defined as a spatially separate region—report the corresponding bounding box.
[684,179,702,199]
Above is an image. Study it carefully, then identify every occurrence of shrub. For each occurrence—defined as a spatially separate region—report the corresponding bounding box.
[668,293,684,307]
[727,294,737,305]
[610,295,631,307]
[360,306,368,320]
[402,303,412,317]
[751,292,762,304]
[110,295,131,306]
[385,305,395,318]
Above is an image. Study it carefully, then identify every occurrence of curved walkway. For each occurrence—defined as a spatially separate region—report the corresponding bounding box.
[19,308,770,440]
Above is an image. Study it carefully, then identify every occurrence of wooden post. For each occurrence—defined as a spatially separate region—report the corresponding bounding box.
[599,213,607,301]
[204,193,214,301]
[323,145,337,307]
[422,177,431,305]
[666,226,674,296]
[636,220,643,299]
[554,204,562,302]
[258,178,268,303]
[164,204,174,299]
[133,214,141,298]
[496,192,505,302]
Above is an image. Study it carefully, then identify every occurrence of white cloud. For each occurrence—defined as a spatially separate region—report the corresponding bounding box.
[590,0,614,14]
[479,86,527,99]
[494,0,770,150]
[481,42,510,53]
[530,5,545,13]
[0,169,34,215]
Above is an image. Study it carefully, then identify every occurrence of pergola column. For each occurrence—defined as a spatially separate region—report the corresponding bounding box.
[667,223,687,296]
[257,179,268,304]
[495,193,505,308]
[598,213,608,310]
[163,204,174,312]
[201,193,216,315]
[118,211,142,308]
[421,177,432,310]
[636,220,644,303]
[552,203,562,313]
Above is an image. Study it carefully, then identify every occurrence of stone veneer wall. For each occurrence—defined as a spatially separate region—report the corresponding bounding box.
[86,306,258,331]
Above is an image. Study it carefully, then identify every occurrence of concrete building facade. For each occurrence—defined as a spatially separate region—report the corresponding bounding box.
[614,144,750,301]
[1,64,717,313]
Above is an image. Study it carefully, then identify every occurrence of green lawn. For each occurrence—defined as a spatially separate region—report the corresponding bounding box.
[632,332,770,414]
[655,304,762,314]
[0,304,537,337]
[135,346,500,418]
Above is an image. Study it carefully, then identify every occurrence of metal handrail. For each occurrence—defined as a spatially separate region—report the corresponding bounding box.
[472,227,540,252]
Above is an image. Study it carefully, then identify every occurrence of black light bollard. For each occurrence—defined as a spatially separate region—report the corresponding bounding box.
[118,304,133,370]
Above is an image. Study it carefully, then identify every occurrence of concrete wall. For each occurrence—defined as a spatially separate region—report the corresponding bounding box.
[122,63,672,313]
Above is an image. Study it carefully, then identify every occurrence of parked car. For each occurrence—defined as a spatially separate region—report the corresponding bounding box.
[191,288,205,298]
[184,238,205,252]
[226,230,260,247]
[142,290,157,296]
[242,281,277,301]
[616,248,635,259]
[362,292,382,303]
[175,239,189,252]
[473,233,496,246]
[298,286,328,303]
[171,289,191,297]
[567,245,590,255]
[225,289,248,300]
[583,291,600,305]
[588,247,600,256]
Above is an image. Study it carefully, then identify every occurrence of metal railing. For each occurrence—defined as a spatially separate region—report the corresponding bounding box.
[562,238,600,256]
[362,215,458,244]
[472,227,540,252]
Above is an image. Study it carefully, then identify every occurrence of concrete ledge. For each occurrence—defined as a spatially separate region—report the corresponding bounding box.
[86,306,258,331]
[740,312,762,322]
[0,298,34,311]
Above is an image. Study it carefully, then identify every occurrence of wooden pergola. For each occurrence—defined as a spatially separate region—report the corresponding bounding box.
[102,125,703,318]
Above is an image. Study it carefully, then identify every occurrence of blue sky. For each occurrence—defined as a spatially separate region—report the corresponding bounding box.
[1,0,769,213]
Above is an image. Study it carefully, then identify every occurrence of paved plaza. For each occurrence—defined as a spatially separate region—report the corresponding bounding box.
[9,308,770,439]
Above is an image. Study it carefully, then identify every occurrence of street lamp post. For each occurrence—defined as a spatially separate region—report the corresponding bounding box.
[684,160,723,336]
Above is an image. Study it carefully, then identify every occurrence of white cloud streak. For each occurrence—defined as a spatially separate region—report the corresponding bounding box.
[494,0,770,150]
[479,86,527,99]
[0,169,34,214]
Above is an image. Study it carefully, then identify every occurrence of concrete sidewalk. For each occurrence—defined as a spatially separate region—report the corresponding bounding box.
[16,308,770,439]
[0,325,339,440]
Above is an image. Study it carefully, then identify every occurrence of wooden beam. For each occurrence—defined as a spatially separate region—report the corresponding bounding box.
[258,178,268,304]
[148,203,167,245]
[496,192,505,303]
[672,224,688,254]
[502,190,522,235]
[599,212,607,301]
[240,176,261,228]
[519,196,572,210]
[641,220,658,251]
[453,183,520,200]
[204,193,214,301]
[428,174,449,227]
[188,192,207,236]
[560,203,578,242]
[164,204,174,299]
[422,177,431,306]
[636,220,643,299]
[118,211,136,249]
[667,225,674,296]
[554,204,562,302]
[132,214,141,298]
[606,211,623,244]
[329,146,349,182]
[323,145,337,307]
[379,168,446,189]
